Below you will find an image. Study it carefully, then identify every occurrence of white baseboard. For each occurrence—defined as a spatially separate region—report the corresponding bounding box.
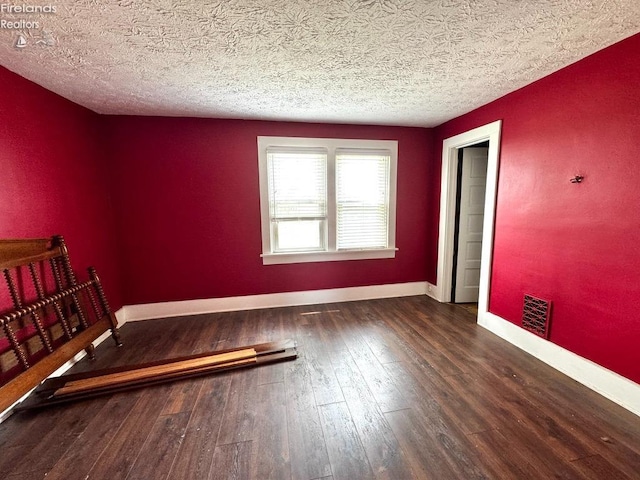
[0,307,126,423]
[124,281,430,322]
[478,310,640,417]
[425,282,439,300]
[114,307,127,328]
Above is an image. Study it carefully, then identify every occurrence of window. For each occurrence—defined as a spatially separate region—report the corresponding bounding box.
[258,136,398,264]
[267,148,327,253]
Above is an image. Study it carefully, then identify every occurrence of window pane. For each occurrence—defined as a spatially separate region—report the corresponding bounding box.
[268,151,326,219]
[336,153,389,250]
[274,219,324,252]
[337,205,388,249]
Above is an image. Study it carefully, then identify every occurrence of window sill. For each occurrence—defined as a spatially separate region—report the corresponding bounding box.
[261,248,398,265]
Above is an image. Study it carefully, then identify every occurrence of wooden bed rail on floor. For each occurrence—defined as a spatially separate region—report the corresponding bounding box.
[0,236,121,413]
[16,339,297,411]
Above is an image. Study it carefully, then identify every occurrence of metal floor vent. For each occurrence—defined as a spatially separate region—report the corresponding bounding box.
[522,295,551,338]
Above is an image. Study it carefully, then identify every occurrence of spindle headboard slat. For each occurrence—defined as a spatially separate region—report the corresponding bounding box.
[0,236,121,413]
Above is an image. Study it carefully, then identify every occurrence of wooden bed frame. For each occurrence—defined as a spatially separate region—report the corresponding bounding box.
[0,236,121,413]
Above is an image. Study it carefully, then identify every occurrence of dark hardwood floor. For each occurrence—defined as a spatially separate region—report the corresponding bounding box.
[1,296,639,479]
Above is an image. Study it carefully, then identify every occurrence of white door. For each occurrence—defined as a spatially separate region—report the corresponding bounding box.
[454,147,488,303]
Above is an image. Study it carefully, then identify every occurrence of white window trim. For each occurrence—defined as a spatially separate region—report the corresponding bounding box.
[258,136,398,265]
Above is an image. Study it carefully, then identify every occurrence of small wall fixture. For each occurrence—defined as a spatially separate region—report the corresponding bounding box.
[570,175,584,184]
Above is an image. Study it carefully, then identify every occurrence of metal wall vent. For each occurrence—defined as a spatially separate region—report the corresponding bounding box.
[522,295,552,338]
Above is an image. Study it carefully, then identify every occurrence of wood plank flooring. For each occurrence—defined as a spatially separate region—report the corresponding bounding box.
[1,296,639,479]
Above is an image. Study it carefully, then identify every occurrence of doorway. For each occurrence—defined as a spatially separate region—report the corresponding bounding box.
[451,143,488,304]
[435,121,502,319]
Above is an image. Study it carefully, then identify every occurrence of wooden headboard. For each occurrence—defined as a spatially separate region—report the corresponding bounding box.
[0,236,121,412]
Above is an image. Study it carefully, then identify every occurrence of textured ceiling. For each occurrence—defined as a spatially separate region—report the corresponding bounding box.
[0,1,639,127]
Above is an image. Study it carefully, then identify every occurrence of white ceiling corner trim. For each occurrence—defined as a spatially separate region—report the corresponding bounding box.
[0,0,639,127]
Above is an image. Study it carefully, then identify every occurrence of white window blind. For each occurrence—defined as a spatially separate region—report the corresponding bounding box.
[336,150,390,250]
[267,148,327,252]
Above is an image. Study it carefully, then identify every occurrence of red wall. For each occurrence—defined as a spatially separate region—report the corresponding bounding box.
[105,118,434,305]
[433,33,640,383]
[0,67,123,309]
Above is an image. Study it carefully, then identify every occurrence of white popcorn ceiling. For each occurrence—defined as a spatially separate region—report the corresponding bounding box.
[0,0,639,127]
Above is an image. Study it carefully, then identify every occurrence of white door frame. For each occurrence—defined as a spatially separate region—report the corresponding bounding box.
[435,120,502,317]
